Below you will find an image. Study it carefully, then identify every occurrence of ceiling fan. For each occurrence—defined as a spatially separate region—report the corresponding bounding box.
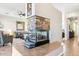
[17,11,26,17]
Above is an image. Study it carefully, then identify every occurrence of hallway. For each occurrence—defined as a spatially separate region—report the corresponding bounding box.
[64,38,79,56]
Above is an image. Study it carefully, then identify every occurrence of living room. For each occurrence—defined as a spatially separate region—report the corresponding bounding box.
[0,3,63,56]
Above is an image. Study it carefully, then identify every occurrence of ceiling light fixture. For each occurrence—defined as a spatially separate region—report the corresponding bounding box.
[17,11,26,17]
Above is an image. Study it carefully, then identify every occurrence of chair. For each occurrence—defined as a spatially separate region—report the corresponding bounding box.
[2,34,13,46]
[0,31,3,45]
[0,30,13,46]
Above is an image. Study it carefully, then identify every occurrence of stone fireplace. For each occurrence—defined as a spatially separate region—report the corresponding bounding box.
[24,15,50,48]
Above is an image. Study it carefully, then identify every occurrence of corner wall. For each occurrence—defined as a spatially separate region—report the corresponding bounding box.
[35,3,62,43]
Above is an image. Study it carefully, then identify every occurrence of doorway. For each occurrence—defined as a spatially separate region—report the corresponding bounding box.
[67,17,78,39]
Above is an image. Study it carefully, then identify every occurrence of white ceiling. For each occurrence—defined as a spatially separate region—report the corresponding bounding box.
[0,3,26,13]
[52,3,79,13]
[0,3,79,13]
[0,3,79,14]
[0,3,79,18]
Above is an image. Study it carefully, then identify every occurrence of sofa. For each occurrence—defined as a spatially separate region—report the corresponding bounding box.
[0,30,13,46]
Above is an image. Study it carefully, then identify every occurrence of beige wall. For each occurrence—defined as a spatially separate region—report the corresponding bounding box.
[35,3,62,43]
[0,14,27,32]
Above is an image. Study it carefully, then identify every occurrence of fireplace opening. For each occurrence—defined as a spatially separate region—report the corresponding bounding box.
[37,31,48,42]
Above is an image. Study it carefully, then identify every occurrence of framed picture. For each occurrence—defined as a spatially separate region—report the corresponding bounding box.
[27,3,32,16]
[16,21,25,30]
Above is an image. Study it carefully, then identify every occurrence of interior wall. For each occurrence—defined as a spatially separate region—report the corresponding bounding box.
[0,14,27,32]
[73,21,78,37]
[77,18,79,38]
[35,3,62,43]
